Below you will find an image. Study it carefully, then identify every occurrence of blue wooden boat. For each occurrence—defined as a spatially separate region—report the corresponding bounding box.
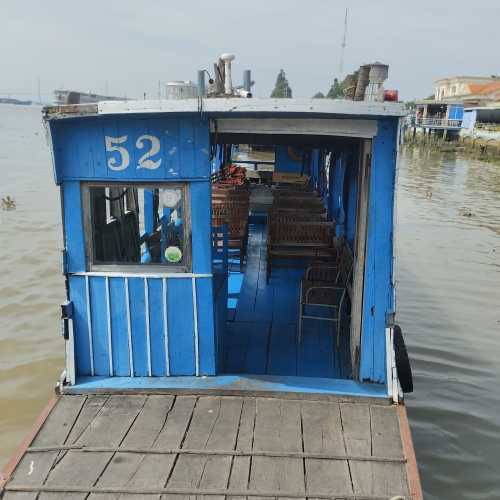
[0,97,422,499]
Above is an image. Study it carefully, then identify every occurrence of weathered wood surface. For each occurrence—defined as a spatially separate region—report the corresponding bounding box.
[1,394,412,500]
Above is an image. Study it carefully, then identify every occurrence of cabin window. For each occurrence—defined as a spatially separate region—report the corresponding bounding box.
[83,183,191,271]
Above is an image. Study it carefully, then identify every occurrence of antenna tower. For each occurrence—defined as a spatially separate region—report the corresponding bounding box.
[338,8,348,79]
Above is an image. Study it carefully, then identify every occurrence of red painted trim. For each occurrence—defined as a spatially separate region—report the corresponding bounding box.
[0,396,59,491]
[398,404,423,500]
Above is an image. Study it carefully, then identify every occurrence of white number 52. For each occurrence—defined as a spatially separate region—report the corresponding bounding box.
[105,136,130,171]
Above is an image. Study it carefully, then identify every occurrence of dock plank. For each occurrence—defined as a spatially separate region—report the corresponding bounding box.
[301,401,352,497]
[163,396,243,500]
[250,398,305,500]
[4,396,87,500]
[227,398,256,500]
[341,403,409,498]
[38,395,146,500]
[114,395,197,500]
[88,395,175,500]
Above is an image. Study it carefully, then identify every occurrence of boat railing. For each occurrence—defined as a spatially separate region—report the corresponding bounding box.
[415,117,463,129]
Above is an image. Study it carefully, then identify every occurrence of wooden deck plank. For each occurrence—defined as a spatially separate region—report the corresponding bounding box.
[163,396,244,500]
[227,398,256,500]
[250,398,304,500]
[370,405,404,458]
[339,403,371,457]
[87,395,175,500]
[341,404,409,498]
[64,395,109,445]
[301,401,352,497]
[37,395,147,500]
[3,396,88,500]
[3,395,415,500]
[116,395,197,500]
[355,405,409,498]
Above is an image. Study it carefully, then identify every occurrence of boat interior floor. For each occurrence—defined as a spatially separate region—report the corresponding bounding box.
[223,223,353,379]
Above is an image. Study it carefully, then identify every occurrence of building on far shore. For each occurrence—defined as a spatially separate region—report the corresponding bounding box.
[433,76,500,106]
[412,75,500,139]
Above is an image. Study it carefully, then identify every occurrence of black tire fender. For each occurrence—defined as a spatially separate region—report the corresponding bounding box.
[393,325,413,393]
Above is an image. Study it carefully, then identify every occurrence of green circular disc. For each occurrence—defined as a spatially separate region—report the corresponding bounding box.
[164,246,183,263]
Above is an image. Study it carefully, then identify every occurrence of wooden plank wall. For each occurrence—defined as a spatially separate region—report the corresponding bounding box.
[52,114,219,381]
[51,116,211,185]
[360,118,398,383]
[69,274,216,378]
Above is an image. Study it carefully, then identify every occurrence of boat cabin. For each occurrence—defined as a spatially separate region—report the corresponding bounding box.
[0,97,424,500]
[43,98,405,400]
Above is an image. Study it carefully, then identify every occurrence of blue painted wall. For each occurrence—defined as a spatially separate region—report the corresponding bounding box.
[328,154,347,237]
[52,114,219,379]
[50,115,210,184]
[69,274,215,377]
[345,154,359,249]
[360,118,398,383]
[448,104,464,121]
[274,145,304,173]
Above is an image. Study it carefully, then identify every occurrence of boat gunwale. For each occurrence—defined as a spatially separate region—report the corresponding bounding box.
[398,404,424,500]
[0,396,58,492]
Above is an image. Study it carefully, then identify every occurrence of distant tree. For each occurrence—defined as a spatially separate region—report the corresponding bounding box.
[425,94,435,100]
[313,92,325,98]
[271,69,293,98]
[405,101,416,110]
[326,78,344,99]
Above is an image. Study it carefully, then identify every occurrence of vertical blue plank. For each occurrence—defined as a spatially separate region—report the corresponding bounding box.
[167,278,195,375]
[129,277,149,376]
[331,155,347,237]
[63,181,86,273]
[69,276,91,376]
[109,277,130,376]
[179,117,196,178]
[360,119,397,383]
[190,181,211,273]
[143,189,155,235]
[162,118,181,178]
[346,156,359,249]
[148,278,167,376]
[275,145,303,173]
[194,117,211,179]
[89,277,110,376]
[196,277,216,375]
[215,279,228,373]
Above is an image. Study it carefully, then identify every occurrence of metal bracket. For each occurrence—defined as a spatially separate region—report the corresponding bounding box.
[385,311,396,327]
[62,249,68,275]
[60,301,73,340]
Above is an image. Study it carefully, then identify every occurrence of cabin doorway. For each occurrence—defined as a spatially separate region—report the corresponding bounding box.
[211,134,369,382]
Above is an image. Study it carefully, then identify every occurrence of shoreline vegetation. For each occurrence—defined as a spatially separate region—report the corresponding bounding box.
[403,131,500,165]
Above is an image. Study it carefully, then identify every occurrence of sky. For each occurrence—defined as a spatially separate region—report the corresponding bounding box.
[1,0,499,102]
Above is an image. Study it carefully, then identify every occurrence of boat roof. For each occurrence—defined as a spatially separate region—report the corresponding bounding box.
[43,97,406,121]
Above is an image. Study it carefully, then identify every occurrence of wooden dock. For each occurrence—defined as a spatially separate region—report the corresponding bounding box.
[0,394,417,499]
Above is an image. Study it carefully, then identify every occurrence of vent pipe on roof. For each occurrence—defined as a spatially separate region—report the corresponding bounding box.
[243,70,252,92]
[220,53,236,95]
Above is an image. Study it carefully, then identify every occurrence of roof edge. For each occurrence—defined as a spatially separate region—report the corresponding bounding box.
[43,98,406,121]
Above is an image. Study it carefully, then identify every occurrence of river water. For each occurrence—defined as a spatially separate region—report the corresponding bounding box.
[0,105,499,498]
